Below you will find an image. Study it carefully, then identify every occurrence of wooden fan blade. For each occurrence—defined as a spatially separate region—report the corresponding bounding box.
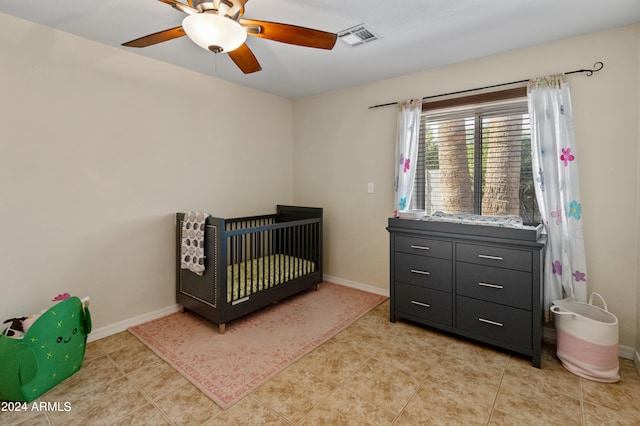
[122,26,186,48]
[240,19,337,50]
[227,43,262,74]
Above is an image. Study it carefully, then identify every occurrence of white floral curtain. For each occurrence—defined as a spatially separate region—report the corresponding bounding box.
[394,98,423,216]
[528,75,587,315]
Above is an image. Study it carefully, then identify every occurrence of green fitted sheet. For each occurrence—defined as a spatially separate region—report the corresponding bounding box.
[227,254,315,302]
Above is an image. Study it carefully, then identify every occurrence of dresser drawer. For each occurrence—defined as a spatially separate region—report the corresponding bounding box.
[396,283,452,326]
[456,296,531,349]
[395,235,452,260]
[395,252,452,292]
[456,243,531,272]
[456,263,532,310]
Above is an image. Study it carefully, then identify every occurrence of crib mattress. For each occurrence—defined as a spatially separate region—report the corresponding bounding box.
[228,254,315,302]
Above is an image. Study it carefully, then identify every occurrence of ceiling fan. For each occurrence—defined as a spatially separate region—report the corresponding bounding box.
[122,0,338,74]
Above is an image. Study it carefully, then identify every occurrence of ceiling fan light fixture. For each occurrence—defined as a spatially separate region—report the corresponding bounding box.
[182,13,247,53]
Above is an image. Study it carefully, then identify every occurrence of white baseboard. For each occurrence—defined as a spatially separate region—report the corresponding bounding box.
[323,274,389,297]
[634,350,640,375]
[619,345,637,361]
[87,304,180,343]
[86,277,386,343]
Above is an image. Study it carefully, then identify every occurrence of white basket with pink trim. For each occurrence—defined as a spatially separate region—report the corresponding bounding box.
[551,293,619,383]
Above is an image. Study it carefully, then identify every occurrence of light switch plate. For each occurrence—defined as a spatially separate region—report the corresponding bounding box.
[367,182,375,193]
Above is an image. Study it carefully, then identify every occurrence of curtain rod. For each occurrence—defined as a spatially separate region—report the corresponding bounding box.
[368,61,604,109]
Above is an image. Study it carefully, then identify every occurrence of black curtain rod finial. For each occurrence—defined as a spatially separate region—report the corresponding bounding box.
[564,61,604,77]
[369,61,605,109]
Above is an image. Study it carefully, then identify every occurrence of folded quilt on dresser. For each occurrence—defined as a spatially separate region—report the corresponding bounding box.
[422,211,525,228]
[227,254,316,302]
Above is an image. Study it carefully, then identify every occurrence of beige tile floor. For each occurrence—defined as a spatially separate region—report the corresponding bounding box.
[3,300,640,425]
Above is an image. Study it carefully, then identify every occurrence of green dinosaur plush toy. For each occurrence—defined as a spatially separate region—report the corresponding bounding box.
[0,295,91,402]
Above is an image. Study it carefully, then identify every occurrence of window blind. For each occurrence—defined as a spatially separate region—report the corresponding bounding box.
[412,94,540,223]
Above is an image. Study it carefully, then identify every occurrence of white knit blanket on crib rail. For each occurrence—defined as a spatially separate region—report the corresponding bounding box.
[181,212,209,276]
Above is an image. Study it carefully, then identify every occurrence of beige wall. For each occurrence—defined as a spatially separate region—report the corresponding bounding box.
[0,14,293,329]
[293,24,640,349]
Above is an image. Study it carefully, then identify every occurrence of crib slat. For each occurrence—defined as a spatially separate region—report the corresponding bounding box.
[244,232,249,299]
[232,216,322,299]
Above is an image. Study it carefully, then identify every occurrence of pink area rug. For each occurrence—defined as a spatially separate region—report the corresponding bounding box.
[128,283,386,409]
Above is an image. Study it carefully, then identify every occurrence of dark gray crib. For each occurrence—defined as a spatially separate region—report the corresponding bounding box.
[176,205,323,333]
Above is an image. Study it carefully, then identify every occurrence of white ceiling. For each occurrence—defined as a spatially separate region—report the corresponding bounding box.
[2,0,639,99]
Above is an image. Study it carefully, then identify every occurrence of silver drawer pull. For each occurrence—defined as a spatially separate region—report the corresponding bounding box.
[478,282,504,289]
[410,269,431,275]
[410,245,430,250]
[478,254,504,261]
[478,318,504,327]
[411,300,431,308]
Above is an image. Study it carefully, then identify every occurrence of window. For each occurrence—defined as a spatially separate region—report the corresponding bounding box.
[411,88,540,223]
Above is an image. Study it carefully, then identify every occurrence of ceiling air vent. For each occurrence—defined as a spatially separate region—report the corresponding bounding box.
[337,25,379,47]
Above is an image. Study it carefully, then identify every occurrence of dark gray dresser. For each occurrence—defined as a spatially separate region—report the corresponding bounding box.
[388,217,546,367]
